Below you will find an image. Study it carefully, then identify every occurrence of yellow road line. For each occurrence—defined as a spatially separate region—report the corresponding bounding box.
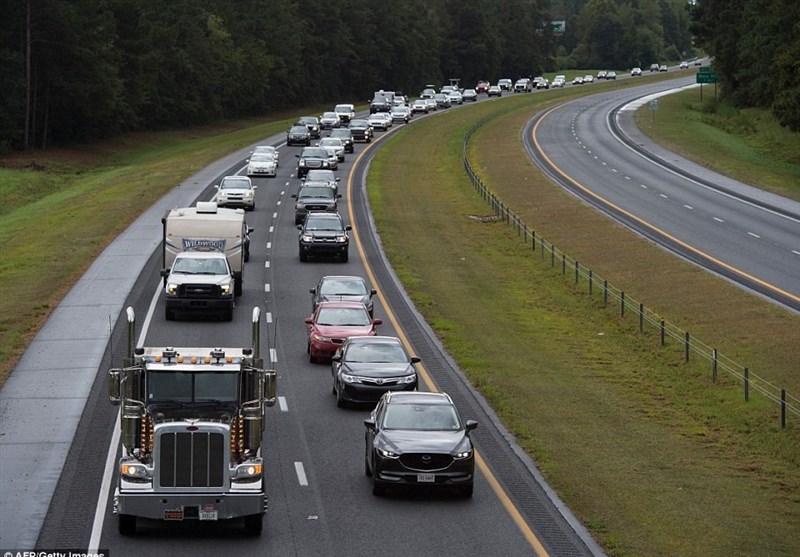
[532,103,800,305]
[346,130,551,557]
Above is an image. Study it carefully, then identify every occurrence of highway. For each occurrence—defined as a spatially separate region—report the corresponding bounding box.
[525,78,800,310]
[31,107,599,556]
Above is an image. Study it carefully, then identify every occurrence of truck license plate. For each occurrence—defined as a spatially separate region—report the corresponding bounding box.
[199,509,218,521]
[417,473,435,483]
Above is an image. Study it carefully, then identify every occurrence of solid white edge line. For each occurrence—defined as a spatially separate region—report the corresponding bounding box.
[88,281,161,551]
[295,462,308,486]
[270,348,277,363]
[278,396,288,412]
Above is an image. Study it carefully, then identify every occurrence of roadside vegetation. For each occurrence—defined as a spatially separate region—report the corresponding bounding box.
[1,70,797,555]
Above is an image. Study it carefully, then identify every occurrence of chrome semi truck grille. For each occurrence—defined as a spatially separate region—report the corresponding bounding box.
[159,431,225,488]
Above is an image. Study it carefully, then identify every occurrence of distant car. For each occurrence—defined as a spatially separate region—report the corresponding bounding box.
[297,116,321,138]
[215,175,257,210]
[297,211,351,263]
[334,103,355,124]
[433,93,451,109]
[551,77,565,88]
[390,105,411,124]
[369,112,391,130]
[572,76,584,85]
[305,300,381,362]
[659,64,668,72]
[364,391,477,497]
[596,70,607,80]
[246,153,277,178]
[631,67,642,76]
[411,99,429,114]
[329,128,354,153]
[487,85,502,97]
[319,111,341,129]
[650,63,660,72]
[423,98,437,112]
[291,184,340,224]
[475,80,490,93]
[514,78,532,92]
[462,88,478,102]
[331,336,419,407]
[287,124,311,146]
[535,78,549,90]
[497,78,513,91]
[310,275,376,315]
[420,87,437,99]
[296,146,332,178]
[251,145,279,167]
[694,59,702,66]
[447,90,463,105]
[583,75,594,83]
[606,71,617,80]
[679,61,689,69]
[318,137,346,162]
[303,169,340,193]
[349,118,373,142]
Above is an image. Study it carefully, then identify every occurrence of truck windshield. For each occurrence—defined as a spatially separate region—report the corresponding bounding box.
[148,371,238,403]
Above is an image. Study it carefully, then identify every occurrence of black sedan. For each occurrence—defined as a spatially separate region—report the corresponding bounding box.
[331,336,419,407]
[287,125,311,146]
[364,391,477,497]
[311,275,376,315]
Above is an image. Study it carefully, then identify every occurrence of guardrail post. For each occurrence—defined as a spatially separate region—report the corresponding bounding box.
[660,319,665,346]
[712,349,717,383]
[781,390,786,428]
[639,303,644,333]
[551,245,555,267]
[532,231,536,252]
[685,332,690,362]
[744,368,749,401]
[604,280,608,306]
[575,261,579,285]
[620,291,625,318]
[589,270,593,295]
[562,254,566,275]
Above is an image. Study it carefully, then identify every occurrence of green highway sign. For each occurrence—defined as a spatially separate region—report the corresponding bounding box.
[696,72,719,84]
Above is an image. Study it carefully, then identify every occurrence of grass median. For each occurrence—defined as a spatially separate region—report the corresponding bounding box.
[367,92,799,556]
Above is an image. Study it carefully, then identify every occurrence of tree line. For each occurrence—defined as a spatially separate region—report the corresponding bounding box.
[0,0,710,151]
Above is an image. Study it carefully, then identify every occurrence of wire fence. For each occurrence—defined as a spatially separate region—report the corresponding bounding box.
[461,113,798,428]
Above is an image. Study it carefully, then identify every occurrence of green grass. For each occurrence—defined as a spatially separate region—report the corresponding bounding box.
[635,89,800,200]
[368,95,800,556]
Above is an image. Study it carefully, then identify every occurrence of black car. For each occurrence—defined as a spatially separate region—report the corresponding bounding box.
[349,119,373,142]
[291,185,340,225]
[329,128,354,153]
[311,275,376,315]
[287,124,311,146]
[296,146,332,178]
[297,116,321,139]
[364,391,477,497]
[332,336,419,407]
[297,212,350,262]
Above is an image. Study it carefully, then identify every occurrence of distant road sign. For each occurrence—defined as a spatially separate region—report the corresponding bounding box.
[696,72,719,84]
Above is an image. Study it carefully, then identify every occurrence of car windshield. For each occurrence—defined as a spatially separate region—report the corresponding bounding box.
[319,139,342,147]
[383,403,461,431]
[172,257,228,275]
[320,278,367,296]
[323,112,338,119]
[305,217,342,231]
[330,130,350,138]
[305,170,336,181]
[299,117,316,124]
[290,126,307,133]
[316,307,370,326]
[299,186,335,199]
[344,342,406,363]
[250,154,273,162]
[220,178,250,190]
[302,148,328,158]
[335,105,352,112]
[350,119,368,127]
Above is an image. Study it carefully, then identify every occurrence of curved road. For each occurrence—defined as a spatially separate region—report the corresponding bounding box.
[525,78,800,310]
[26,104,600,556]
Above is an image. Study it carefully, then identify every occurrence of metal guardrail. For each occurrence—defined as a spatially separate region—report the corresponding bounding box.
[461,112,798,428]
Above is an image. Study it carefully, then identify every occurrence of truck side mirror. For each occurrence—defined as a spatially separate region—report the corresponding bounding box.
[108,369,121,405]
[160,269,170,278]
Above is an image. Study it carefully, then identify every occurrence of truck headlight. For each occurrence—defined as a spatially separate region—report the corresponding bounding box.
[120,461,152,482]
[221,284,231,295]
[335,235,347,243]
[232,461,263,483]
[166,283,178,295]
[301,234,313,242]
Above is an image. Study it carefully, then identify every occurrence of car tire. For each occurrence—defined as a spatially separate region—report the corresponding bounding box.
[459,483,474,498]
[299,250,308,262]
[365,453,372,477]
[222,307,233,322]
[336,387,347,408]
[118,514,137,536]
[341,251,348,263]
[165,306,175,321]
[372,475,385,496]
[234,275,242,297]
[243,514,263,535]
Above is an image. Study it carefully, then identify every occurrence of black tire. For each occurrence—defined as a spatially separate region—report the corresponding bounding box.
[299,250,308,262]
[372,475,385,496]
[365,453,372,477]
[341,250,349,263]
[243,514,263,535]
[119,514,137,536]
[244,248,250,263]
[234,275,242,297]
[336,387,347,408]
[165,306,175,321]
[459,483,474,497]
[222,307,233,322]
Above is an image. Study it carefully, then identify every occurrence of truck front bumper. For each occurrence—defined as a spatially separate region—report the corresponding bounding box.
[115,489,265,521]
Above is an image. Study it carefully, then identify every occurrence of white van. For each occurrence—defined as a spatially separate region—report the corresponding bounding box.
[162,201,252,296]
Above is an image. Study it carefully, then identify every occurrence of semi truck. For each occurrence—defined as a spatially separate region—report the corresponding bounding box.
[162,201,252,296]
[108,306,277,535]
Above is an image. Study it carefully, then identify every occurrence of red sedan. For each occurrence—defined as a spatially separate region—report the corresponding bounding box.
[475,80,490,94]
[305,301,382,362]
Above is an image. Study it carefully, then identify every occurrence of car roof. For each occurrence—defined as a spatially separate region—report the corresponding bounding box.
[384,391,453,405]
[346,335,400,344]
[320,274,366,283]
[316,300,369,310]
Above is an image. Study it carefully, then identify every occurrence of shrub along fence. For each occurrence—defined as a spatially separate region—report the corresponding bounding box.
[462,113,798,428]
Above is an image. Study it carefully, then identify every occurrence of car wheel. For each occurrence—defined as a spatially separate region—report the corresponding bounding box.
[222,307,233,322]
[372,474,385,496]
[299,250,308,262]
[332,377,337,395]
[341,250,348,263]
[459,483,474,498]
[118,514,137,536]
[243,514,263,535]
[234,275,242,297]
[336,385,347,408]
[365,451,372,477]
[165,306,175,321]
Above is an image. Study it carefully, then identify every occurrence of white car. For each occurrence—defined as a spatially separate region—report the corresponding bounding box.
[368,112,392,130]
[390,105,411,124]
[215,175,257,210]
[631,67,642,76]
[447,90,463,105]
[424,97,437,111]
[319,111,341,129]
[680,61,689,69]
[551,78,565,88]
[246,153,277,178]
[334,103,355,124]
[318,137,345,162]
[583,75,594,83]
[251,145,279,166]
[411,99,429,114]
[497,78,513,91]
[572,76,584,85]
